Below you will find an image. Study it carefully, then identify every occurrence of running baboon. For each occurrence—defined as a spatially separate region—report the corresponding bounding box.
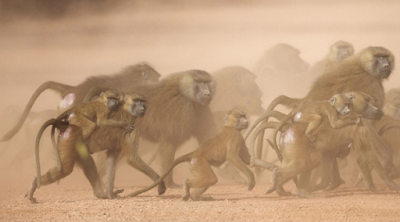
[28,93,166,203]
[1,62,160,142]
[261,92,386,197]
[258,46,396,194]
[127,110,276,201]
[307,40,354,78]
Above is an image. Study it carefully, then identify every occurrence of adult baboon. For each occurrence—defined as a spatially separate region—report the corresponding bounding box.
[210,66,264,131]
[28,93,166,203]
[254,43,310,102]
[123,70,218,188]
[1,62,160,142]
[258,46,396,193]
[127,110,276,201]
[307,40,355,78]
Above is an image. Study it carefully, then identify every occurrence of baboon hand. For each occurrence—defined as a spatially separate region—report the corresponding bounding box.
[123,124,135,133]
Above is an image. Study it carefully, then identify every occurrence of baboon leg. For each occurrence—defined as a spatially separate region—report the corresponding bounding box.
[297,170,312,198]
[186,157,218,201]
[182,179,190,201]
[76,152,106,199]
[228,155,255,191]
[158,143,179,188]
[303,114,322,141]
[309,150,335,192]
[124,139,166,195]
[191,187,210,201]
[364,149,400,190]
[105,149,121,199]
[324,159,342,191]
[356,156,377,192]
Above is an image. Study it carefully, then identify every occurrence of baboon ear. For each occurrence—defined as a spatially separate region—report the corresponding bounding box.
[330,97,336,105]
[348,94,355,101]
[142,71,148,80]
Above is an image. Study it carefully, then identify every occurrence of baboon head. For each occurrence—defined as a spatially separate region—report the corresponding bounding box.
[100,89,122,111]
[330,93,351,115]
[345,91,384,120]
[124,93,147,117]
[225,109,248,130]
[358,46,395,79]
[123,62,161,84]
[179,70,216,106]
[328,40,354,62]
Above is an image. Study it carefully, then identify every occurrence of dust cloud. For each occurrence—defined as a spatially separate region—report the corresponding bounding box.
[0,0,399,192]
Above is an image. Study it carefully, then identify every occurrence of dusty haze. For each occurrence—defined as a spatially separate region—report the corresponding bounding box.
[1,0,400,221]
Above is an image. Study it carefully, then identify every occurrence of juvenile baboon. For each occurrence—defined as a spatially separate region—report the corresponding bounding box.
[307,40,354,78]
[259,46,396,193]
[127,110,276,201]
[28,93,165,203]
[1,62,160,142]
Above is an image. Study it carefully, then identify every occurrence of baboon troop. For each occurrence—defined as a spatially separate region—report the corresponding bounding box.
[1,41,399,203]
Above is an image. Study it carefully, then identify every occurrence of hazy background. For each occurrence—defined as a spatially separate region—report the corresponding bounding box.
[0,0,399,192]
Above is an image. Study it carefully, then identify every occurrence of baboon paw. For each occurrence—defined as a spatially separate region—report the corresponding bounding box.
[265,186,276,195]
[28,197,37,204]
[387,182,400,190]
[158,181,167,195]
[181,195,190,201]
[248,181,256,191]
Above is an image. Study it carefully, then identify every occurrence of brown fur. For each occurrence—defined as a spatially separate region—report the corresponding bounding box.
[127,110,276,201]
[117,70,218,187]
[27,93,165,203]
[383,88,400,120]
[307,40,355,78]
[1,62,160,142]
[259,46,396,194]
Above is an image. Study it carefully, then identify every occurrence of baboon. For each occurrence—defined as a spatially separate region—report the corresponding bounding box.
[260,92,385,197]
[267,93,359,162]
[258,46,396,194]
[28,93,166,203]
[254,43,310,102]
[383,88,400,120]
[127,110,276,201]
[1,62,160,142]
[307,40,354,78]
[64,89,132,140]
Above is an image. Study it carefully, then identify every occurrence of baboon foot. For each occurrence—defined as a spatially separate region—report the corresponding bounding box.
[276,188,292,197]
[111,189,125,199]
[324,182,341,191]
[27,178,38,204]
[265,185,276,195]
[248,179,255,191]
[158,181,167,195]
[181,194,190,201]
[297,189,314,199]
[387,181,400,190]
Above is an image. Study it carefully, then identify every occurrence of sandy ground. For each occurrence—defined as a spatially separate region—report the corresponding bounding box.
[1,0,400,221]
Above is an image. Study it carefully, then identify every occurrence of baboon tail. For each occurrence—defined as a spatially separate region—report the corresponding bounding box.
[127,152,194,197]
[0,81,72,142]
[36,118,59,188]
[267,95,304,111]
[243,110,287,140]
[378,122,400,136]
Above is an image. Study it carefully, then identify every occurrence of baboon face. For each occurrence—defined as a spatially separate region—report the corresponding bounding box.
[183,71,215,106]
[101,90,122,111]
[331,41,354,61]
[330,94,351,115]
[225,109,248,130]
[345,92,383,120]
[195,81,212,105]
[360,47,395,79]
[124,93,147,117]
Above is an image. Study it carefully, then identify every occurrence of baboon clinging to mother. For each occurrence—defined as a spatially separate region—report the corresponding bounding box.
[259,46,397,194]
[128,110,276,201]
[29,92,165,203]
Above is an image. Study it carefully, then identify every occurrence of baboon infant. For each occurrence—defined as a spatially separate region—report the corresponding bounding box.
[291,93,360,142]
[66,89,133,140]
[127,110,276,201]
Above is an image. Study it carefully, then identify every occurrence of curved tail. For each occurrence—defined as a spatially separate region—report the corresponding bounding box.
[266,95,304,112]
[127,152,194,197]
[36,118,59,188]
[1,81,73,142]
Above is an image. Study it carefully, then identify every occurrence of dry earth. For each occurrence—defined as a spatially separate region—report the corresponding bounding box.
[1,0,400,221]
